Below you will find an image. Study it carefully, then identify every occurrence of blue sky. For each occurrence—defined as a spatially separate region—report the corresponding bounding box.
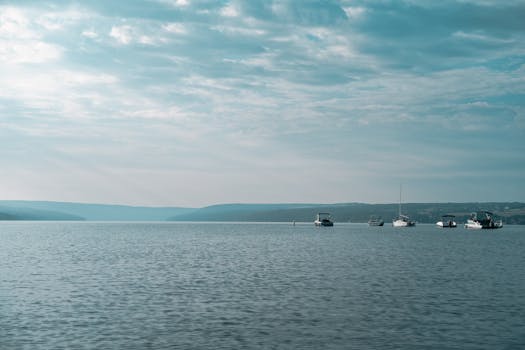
[0,0,524,207]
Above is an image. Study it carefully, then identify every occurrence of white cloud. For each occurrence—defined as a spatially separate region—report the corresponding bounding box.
[0,7,34,38]
[58,70,118,86]
[163,22,186,34]
[110,25,133,44]
[0,65,119,122]
[138,35,156,45]
[220,3,239,17]
[82,29,98,38]
[211,25,265,37]
[452,31,514,44]
[0,1,522,206]
[343,6,366,20]
[232,52,277,71]
[35,8,92,31]
[466,101,490,108]
[1,5,93,35]
[0,40,62,63]
[274,27,359,63]
[156,0,189,7]
[270,3,286,18]
[109,24,168,46]
[0,6,92,64]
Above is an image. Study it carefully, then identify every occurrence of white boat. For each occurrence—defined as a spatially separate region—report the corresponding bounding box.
[465,212,503,229]
[314,212,334,227]
[436,215,457,228]
[464,219,483,229]
[393,214,416,227]
[392,185,415,227]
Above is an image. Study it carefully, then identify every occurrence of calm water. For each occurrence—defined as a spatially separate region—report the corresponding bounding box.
[1,222,524,349]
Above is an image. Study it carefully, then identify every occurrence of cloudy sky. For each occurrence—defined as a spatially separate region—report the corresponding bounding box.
[0,0,524,207]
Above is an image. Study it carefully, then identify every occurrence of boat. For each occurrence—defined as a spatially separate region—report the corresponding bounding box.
[393,214,416,227]
[464,218,483,229]
[436,214,457,228]
[368,216,384,226]
[314,213,334,227]
[464,212,503,229]
[392,185,415,227]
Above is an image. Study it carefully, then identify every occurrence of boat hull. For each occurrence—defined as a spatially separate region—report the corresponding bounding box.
[314,220,334,227]
[465,220,482,229]
[368,221,384,226]
[436,221,457,228]
[393,219,415,227]
[464,219,503,229]
[465,212,503,229]
[465,222,503,230]
[368,216,384,226]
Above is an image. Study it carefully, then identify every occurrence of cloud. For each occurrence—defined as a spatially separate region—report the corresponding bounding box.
[0,5,99,64]
[172,0,189,7]
[82,29,98,38]
[156,0,190,8]
[220,3,239,17]
[0,7,35,38]
[343,6,366,20]
[0,41,62,64]
[348,1,525,71]
[271,0,348,26]
[109,22,172,46]
[0,6,62,63]
[35,8,91,31]
[0,64,119,127]
[109,25,133,44]
[0,0,523,205]
[163,22,186,34]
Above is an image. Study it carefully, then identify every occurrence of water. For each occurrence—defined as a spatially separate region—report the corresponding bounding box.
[1,222,524,349]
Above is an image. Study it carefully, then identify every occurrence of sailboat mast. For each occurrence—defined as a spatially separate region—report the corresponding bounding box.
[399,184,402,216]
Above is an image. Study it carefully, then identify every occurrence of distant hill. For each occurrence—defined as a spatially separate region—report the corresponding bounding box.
[0,201,195,221]
[168,202,525,225]
[167,203,329,221]
[0,205,84,221]
[1,201,524,224]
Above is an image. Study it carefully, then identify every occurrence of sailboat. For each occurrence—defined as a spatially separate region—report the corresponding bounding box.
[392,184,415,227]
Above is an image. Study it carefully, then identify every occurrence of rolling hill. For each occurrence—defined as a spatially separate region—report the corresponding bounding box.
[0,201,194,221]
[1,201,524,224]
[168,202,525,224]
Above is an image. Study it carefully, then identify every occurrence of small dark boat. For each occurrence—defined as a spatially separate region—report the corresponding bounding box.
[314,213,334,227]
[368,216,384,226]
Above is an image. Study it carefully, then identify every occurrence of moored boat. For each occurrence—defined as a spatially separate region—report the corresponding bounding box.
[368,216,384,226]
[464,212,503,229]
[393,214,416,227]
[436,215,457,228]
[314,213,334,227]
[464,219,483,229]
[392,185,415,227]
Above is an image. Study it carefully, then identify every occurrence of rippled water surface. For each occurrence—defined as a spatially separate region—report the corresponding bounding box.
[1,222,525,349]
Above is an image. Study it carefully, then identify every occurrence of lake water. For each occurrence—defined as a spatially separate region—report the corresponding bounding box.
[1,222,524,349]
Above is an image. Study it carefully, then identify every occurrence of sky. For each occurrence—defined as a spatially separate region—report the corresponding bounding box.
[0,0,524,207]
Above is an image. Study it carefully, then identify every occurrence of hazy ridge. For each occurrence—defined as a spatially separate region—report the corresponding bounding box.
[0,201,193,221]
[168,202,525,224]
[1,201,524,224]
